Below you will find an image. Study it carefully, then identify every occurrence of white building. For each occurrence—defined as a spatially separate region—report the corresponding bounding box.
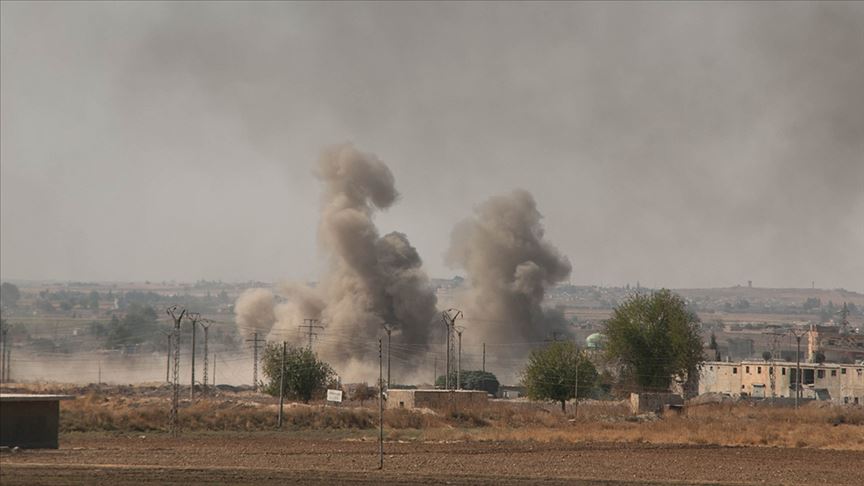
[699,360,864,405]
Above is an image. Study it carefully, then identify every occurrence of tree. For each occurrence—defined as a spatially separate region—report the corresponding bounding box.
[762,351,772,361]
[520,341,597,412]
[260,343,335,403]
[708,332,720,360]
[435,370,500,395]
[351,382,377,405]
[88,291,100,310]
[0,282,21,307]
[603,290,704,392]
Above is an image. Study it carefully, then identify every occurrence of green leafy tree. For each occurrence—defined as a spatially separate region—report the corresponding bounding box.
[435,370,500,395]
[604,290,704,392]
[0,282,21,307]
[260,343,335,403]
[520,341,597,412]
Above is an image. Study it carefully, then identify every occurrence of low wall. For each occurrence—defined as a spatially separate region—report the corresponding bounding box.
[387,389,488,410]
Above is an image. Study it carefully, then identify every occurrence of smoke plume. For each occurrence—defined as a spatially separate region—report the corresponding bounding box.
[446,190,572,344]
[234,288,277,337]
[265,144,439,377]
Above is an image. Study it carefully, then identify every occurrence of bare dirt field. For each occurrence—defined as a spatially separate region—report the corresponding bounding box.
[3,432,863,485]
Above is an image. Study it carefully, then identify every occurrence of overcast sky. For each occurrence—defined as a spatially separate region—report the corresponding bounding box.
[2,2,862,290]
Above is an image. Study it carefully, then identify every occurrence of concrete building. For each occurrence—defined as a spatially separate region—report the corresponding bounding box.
[807,324,864,364]
[699,360,864,404]
[386,389,488,410]
[1,394,74,449]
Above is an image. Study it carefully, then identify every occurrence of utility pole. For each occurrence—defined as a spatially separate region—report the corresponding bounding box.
[299,318,324,351]
[0,326,7,384]
[790,328,806,409]
[278,341,286,428]
[378,337,384,470]
[441,309,462,390]
[162,330,172,384]
[167,305,186,437]
[433,355,437,387]
[200,321,211,391]
[482,342,486,373]
[98,361,102,386]
[212,352,216,387]
[246,332,264,391]
[187,312,201,400]
[455,326,465,389]
[574,365,579,417]
[383,324,392,389]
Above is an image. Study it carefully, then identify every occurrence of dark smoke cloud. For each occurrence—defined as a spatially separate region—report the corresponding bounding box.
[446,190,572,344]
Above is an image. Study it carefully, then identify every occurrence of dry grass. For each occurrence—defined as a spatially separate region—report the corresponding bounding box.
[55,390,864,450]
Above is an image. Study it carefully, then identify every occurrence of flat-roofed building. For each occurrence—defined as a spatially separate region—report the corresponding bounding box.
[699,361,864,404]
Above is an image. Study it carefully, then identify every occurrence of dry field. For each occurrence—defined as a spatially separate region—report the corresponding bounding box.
[3,385,864,484]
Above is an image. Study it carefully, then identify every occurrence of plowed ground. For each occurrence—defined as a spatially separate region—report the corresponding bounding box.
[2,432,862,485]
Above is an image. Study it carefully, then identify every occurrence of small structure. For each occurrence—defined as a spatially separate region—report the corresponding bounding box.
[629,392,684,415]
[1,394,74,449]
[386,389,487,411]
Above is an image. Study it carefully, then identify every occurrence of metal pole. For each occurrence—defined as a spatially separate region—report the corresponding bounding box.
[98,361,102,385]
[201,324,210,390]
[456,329,463,389]
[574,365,579,417]
[796,335,801,409]
[212,352,216,387]
[278,341,286,428]
[386,327,392,389]
[378,337,384,470]
[444,320,451,389]
[0,328,6,384]
[188,313,199,401]
[482,342,485,373]
[165,332,172,383]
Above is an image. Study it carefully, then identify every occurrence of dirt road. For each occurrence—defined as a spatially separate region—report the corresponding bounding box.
[2,433,862,485]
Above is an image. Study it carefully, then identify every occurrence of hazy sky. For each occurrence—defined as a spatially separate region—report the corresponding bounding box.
[2,2,862,290]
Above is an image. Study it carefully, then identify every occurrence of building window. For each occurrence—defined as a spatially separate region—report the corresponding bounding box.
[842,368,846,375]
[782,368,786,375]
[817,369,825,379]
[757,366,762,374]
[709,366,713,371]
[746,366,750,374]
[733,367,738,374]
[769,367,774,375]
[831,370,837,377]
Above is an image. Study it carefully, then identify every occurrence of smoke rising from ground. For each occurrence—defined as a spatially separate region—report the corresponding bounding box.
[234,288,276,337]
[264,145,439,378]
[446,190,572,344]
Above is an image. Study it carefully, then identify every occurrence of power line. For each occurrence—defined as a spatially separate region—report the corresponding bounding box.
[246,331,264,391]
[166,305,185,437]
[298,318,324,351]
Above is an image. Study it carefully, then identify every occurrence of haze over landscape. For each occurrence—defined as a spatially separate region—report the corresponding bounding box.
[2,2,862,290]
